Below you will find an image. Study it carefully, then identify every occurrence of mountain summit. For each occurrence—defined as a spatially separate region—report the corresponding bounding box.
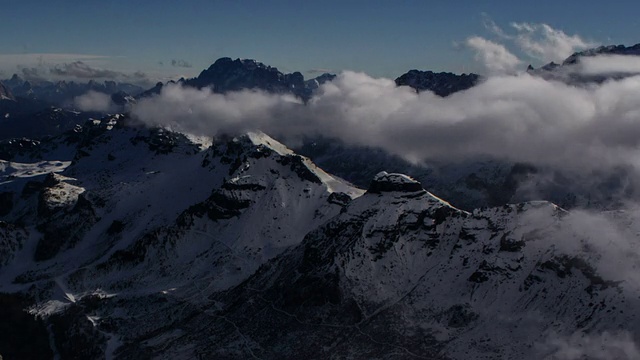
[183,57,333,101]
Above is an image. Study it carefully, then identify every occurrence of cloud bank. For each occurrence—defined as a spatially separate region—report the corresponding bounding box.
[130,70,640,176]
[579,55,640,75]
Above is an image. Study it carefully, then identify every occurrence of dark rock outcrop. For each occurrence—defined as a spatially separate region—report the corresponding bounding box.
[395,70,480,96]
[160,57,338,101]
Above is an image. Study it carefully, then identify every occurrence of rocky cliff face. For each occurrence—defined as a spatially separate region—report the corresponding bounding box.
[183,57,333,101]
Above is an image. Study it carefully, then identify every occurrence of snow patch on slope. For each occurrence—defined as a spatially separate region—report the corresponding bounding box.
[0,160,71,185]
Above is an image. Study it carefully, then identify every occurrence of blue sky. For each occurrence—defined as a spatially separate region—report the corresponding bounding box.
[1,0,639,83]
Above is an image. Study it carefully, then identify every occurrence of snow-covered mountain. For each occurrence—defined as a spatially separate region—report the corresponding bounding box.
[3,50,640,358]
[0,116,363,358]
[64,168,639,359]
[293,136,633,212]
[1,117,639,359]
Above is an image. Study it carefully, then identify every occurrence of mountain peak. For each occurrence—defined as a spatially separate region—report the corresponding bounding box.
[368,171,424,193]
[182,57,335,101]
[394,69,480,96]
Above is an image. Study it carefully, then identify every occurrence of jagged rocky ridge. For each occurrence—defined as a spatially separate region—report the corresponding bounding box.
[0,115,364,358]
[142,57,480,101]
[1,119,639,358]
[140,58,337,101]
[152,177,639,359]
[394,69,480,96]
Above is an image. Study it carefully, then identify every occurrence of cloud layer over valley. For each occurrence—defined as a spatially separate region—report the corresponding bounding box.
[132,69,640,175]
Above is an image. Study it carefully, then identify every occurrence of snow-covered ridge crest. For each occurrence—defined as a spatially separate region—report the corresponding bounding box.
[245,130,365,198]
[0,118,366,318]
[367,170,460,211]
[246,131,294,156]
[369,171,422,192]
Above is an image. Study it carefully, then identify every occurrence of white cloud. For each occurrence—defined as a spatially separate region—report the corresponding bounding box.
[481,13,510,39]
[519,204,640,290]
[480,16,598,64]
[466,36,522,74]
[511,22,598,63]
[579,55,640,75]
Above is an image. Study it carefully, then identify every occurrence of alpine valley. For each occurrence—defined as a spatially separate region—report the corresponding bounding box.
[1,47,640,359]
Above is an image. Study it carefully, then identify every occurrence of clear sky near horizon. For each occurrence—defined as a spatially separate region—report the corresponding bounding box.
[1,0,639,83]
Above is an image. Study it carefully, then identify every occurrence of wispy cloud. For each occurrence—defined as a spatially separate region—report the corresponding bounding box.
[74,90,116,112]
[19,66,45,82]
[50,61,121,79]
[481,13,510,39]
[171,59,192,68]
[0,53,110,63]
[510,22,598,62]
[480,17,598,63]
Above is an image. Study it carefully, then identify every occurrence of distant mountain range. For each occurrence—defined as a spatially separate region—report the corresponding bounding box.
[2,45,640,212]
[1,74,144,106]
[4,42,640,115]
[0,57,482,143]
